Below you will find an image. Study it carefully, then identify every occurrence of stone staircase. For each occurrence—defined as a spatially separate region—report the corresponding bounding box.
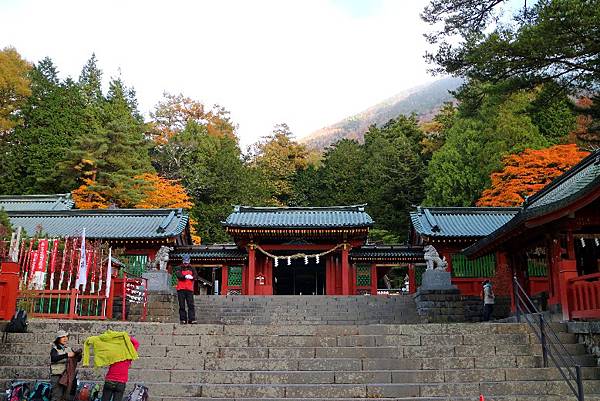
[1,320,600,400]
[191,295,421,324]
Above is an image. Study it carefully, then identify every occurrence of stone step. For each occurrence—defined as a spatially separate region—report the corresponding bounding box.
[1,321,535,336]
[2,367,599,384]
[1,319,595,400]
[5,344,581,359]
[0,335,537,349]
[6,381,595,399]
[66,381,600,398]
[156,397,600,401]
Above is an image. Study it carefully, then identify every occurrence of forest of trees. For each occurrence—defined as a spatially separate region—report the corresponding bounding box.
[0,0,599,244]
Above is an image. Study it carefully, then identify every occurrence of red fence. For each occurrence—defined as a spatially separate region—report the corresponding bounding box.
[17,289,108,319]
[568,272,600,319]
[1,238,148,322]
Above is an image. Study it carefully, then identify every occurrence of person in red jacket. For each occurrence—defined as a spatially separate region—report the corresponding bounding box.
[175,254,196,324]
[101,336,140,401]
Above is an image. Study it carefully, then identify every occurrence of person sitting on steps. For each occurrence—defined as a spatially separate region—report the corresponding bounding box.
[175,254,197,324]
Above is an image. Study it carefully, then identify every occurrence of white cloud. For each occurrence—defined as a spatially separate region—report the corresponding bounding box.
[0,0,433,146]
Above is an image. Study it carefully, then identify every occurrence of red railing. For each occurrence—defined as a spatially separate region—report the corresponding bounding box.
[568,272,600,319]
[17,289,108,319]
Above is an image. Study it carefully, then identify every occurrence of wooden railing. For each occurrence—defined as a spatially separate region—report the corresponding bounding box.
[17,289,108,319]
[568,272,600,319]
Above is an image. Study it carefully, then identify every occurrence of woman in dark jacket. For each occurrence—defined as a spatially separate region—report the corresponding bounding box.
[50,330,74,401]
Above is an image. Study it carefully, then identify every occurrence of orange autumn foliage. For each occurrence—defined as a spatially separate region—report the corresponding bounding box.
[72,174,201,244]
[71,179,110,209]
[133,173,193,209]
[477,144,589,207]
[134,173,201,244]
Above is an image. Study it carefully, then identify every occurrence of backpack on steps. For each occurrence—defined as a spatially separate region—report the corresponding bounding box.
[125,384,148,401]
[2,309,28,342]
[74,382,101,401]
[27,381,51,401]
[5,381,30,401]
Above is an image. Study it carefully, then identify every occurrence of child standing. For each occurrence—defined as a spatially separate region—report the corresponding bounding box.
[101,336,140,401]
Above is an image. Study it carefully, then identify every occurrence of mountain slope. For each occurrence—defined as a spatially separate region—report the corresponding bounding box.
[301,77,462,150]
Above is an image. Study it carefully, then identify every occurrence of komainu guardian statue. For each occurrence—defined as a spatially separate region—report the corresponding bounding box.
[149,246,173,271]
[423,245,448,271]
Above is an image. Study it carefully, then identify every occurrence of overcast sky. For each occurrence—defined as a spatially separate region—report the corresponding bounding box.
[1,0,434,146]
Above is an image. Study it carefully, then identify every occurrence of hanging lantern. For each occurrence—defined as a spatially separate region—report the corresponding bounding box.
[581,238,586,247]
[304,255,308,265]
[274,257,279,267]
[595,238,599,247]
[287,257,291,266]
[316,255,320,264]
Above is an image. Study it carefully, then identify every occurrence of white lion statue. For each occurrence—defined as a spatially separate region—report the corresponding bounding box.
[149,246,173,271]
[424,245,448,271]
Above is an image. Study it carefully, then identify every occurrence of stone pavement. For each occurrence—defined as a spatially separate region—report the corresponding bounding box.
[1,319,600,400]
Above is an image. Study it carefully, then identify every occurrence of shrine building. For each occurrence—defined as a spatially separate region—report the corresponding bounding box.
[465,149,600,320]
[1,194,192,274]
[171,205,425,296]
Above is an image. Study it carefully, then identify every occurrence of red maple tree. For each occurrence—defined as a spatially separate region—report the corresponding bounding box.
[477,144,589,207]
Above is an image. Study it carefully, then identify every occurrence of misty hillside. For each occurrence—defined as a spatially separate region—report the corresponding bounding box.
[301,77,463,150]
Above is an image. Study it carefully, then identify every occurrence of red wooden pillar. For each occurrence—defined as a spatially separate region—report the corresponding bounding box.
[559,259,578,320]
[408,264,416,294]
[334,256,342,295]
[326,256,334,295]
[370,263,377,295]
[495,250,513,312]
[263,258,273,295]
[0,262,19,320]
[247,244,256,296]
[221,264,228,295]
[349,264,354,295]
[341,245,350,295]
[548,238,562,305]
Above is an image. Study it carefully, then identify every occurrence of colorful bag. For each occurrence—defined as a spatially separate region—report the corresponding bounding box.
[27,381,51,401]
[5,381,30,401]
[74,382,101,401]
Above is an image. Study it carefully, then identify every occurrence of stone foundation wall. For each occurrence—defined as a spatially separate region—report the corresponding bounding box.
[567,321,600,366]
[144,292,177,323]
[414,289,511,323]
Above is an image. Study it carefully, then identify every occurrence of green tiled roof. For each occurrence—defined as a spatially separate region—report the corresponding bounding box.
[7,208,189,240]
[172,245,247,261]
[223,205,374,229]
[0,194,74,212]
[410,207,520,238]
[350,245,424,262]
[465,150,600,257]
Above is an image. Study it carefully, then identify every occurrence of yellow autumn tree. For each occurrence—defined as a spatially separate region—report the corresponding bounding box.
[0,47,32,135]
